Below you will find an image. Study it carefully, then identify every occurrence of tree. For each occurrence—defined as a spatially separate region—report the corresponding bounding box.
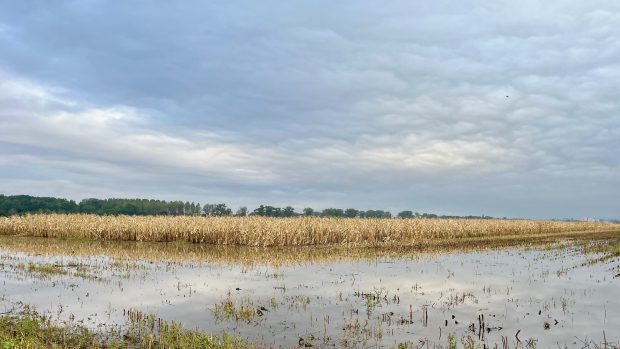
[251,205,294,217]
[344,208,359,218]
[78,198,104,214]
[118,202,138,215]
[282,206,296,217]
[397,210,414,219]
[264,206,281,217]
[322,208,344,217]
[1,195,239,217]
[362,210,392,218]
[252,205,266,216]
[235,206,248,217]
[420,213,438,219]
[302,207,314,216]
[202,204,215,216]
[174,201,182,214]
[205,203,232,216]
[0,195,78,216]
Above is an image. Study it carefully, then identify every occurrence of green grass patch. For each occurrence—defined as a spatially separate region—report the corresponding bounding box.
[0,306,255,349]
[22,263,67,277]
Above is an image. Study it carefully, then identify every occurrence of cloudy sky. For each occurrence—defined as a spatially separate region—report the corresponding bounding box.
[1,1,619,218]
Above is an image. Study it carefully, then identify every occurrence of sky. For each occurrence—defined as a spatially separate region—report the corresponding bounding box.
[0,1,619,219]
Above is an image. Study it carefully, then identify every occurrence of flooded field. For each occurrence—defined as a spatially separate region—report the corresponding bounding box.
[0,236,619,348]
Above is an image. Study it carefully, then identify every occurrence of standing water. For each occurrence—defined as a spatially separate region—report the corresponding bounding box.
[0,237,618,348]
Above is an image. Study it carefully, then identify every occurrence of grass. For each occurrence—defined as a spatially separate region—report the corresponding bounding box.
[0,214,618,247]
[577,239,620,267]
[0,308,100,349]
[448,334,457,349]
[610,241,620,256]
[213,299,261,323]
[0,305,254,349]
[13,262,105,281]
[24,263,67,277]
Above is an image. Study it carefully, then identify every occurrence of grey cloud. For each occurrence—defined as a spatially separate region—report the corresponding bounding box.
[0,1,619,218]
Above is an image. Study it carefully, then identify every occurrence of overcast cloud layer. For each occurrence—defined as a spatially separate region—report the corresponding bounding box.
[1,1,619,218]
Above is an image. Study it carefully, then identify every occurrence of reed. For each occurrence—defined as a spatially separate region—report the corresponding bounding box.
[0,214,617,247]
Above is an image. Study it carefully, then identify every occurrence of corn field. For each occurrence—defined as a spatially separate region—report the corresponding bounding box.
[0,214,617,247]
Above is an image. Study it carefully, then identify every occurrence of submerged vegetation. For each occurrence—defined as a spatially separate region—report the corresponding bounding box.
[0,214,617,247]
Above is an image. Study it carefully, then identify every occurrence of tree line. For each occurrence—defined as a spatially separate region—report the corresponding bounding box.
[0,194,493,219]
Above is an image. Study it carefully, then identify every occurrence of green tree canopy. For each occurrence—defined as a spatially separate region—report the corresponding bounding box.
[397,210,414,218]
[321,208,344,217]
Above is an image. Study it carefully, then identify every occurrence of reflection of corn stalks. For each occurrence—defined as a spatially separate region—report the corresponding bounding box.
[1,214,614,247]
[501,335,509,349]
[478,314,485,341]
[0,235,481,267]
[525,338,538,349]
[409,304,413,324]
[421,306,428,327]
[2,231,616,268]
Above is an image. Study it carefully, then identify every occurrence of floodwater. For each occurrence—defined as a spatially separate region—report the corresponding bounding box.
[0,238,618,348]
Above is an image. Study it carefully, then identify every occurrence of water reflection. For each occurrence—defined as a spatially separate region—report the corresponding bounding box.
[0,237,618,348]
